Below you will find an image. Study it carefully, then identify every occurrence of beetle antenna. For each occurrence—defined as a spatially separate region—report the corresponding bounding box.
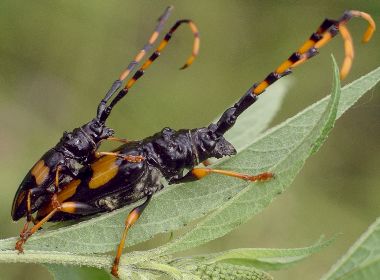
[211,10,375,137]
[96,6,173,121]
[99,19,200,123]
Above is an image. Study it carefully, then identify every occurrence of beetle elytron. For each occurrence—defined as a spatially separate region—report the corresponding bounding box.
[11,7,375,277]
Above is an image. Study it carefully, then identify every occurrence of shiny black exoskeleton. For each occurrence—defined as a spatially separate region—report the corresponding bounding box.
[11,79,124,221]
[38,125,237,221]
[11,5,196,222]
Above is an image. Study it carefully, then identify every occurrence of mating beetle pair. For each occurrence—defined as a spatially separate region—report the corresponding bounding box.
[11,7,375,277]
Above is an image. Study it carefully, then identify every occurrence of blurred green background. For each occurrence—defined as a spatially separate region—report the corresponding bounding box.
[0,1,379,279]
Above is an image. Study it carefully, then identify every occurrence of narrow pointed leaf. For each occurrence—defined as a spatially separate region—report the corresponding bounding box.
[321,218,380,280]
[204,237,334,270]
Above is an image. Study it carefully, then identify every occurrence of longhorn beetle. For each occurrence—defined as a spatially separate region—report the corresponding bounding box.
[11,6,199,223]
[12,9,375,278]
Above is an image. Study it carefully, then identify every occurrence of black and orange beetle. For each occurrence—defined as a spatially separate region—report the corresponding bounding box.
[11,6,199,224]
[11,9,375,277]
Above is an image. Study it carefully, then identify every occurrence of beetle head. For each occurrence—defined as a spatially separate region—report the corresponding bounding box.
[192,127,236,161]
[59,119,113,161]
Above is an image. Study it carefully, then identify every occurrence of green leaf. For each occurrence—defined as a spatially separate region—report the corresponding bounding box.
[321,218,380,280]
[0,64,379,271]
[150,57,341,255]
[46,264,110,280]
[200,236,334,271]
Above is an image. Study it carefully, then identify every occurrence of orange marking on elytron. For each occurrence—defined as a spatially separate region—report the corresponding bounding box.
[31,160,50,186]
[89,155,119,189]
[39,181,80,216]
[38,181,82,217]
[14,190,26,209]
[57,179,81,203]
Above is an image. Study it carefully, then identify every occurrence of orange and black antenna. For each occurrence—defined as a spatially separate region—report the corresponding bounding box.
[118,6,174,82]
[212,10,375,136]
[99,19,200,122]
[96,6,173,120]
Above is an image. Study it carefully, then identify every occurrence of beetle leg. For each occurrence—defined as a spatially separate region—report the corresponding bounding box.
[16,167,62,239]
[95,151,144,163]
[172,168,273,184]
[18,190,38,239]
[111,195,152,278]
[26,190,33,222]
[15,198,99,253]
[104,136,130,144]
[54,165,63,193]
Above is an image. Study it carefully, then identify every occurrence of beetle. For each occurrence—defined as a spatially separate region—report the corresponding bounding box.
[11,6,200,227]
[12,9,375,278]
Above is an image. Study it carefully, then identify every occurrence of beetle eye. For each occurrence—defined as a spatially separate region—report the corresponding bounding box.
[62,132,71,141]
[91,122,99,129]
[89,122,103,134]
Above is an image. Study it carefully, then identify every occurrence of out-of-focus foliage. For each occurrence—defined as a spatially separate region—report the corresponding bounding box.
[322,218,380,280]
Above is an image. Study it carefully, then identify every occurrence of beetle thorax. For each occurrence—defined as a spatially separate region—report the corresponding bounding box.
[148,128,194,174]
[57,119,113,162]
[146,127,237,178]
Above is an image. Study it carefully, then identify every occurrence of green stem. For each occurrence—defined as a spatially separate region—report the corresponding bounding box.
[0,250,112,270]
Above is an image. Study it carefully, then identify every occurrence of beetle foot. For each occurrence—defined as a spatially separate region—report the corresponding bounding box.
[121,155,145,163]
[15,231,31,253]
[15,240,24,253]
[111,265,119,278]
[247,171,274,182]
